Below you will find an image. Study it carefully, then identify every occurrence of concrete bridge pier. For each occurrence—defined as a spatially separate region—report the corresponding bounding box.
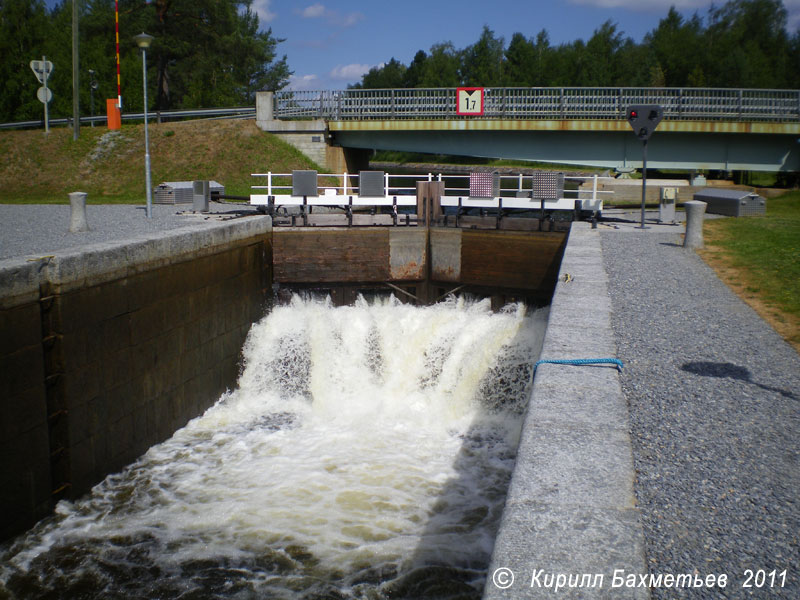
[256,91,369,174]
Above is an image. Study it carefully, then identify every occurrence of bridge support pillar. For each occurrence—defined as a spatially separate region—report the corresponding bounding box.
[326,146,370,175]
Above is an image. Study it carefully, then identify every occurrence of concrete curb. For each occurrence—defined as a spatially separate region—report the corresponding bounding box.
[484,222,648,599]
[0,216,273,306]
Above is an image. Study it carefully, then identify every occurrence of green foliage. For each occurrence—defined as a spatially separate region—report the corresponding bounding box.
[460,25,504,86]
[0,0,51,121]
[352,58,406,89]
[419,42,461,87]
[0,0,291,122]
[354,0,799,89]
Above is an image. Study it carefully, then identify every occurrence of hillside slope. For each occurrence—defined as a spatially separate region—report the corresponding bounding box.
[0,120,320,203]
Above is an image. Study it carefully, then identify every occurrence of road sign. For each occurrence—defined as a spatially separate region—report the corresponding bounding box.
[625,104,664,228]
[626,104,664,141]
[37,86,53,104]
[457,87,484,115]
[30,59,54,84]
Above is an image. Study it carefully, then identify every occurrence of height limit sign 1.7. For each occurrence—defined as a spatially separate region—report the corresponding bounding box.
[457,87,484,115]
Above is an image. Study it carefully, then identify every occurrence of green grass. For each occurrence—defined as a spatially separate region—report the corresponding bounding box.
[0,120,320,204]
[702,191,800,348]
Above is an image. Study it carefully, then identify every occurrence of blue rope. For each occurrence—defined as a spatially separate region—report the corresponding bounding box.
[534,358,624,373]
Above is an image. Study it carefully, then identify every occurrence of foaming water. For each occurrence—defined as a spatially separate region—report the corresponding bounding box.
[1,295,545,599]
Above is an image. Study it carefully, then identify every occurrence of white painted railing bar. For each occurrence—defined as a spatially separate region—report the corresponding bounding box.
[273,88,800,122]
[250,171,612,214]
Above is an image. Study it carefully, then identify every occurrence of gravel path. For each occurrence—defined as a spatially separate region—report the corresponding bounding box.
[601,228,799,599]
[0,202,258,261]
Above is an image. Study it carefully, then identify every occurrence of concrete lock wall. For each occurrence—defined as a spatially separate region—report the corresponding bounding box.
[0,217,273,542]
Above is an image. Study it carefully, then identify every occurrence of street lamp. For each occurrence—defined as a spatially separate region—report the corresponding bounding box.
[134,32,154,218]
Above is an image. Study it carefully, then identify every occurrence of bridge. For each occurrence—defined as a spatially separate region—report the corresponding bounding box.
[256,88,800,173]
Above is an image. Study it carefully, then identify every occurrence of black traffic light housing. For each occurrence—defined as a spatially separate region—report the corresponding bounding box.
[626,104,664,141]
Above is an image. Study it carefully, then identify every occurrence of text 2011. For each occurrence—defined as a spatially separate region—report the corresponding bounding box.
[742,569,787,588]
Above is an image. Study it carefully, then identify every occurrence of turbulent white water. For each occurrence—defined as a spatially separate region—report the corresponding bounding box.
[1,295,545,599]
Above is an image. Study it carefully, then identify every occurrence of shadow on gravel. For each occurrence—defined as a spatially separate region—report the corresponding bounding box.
[681,361,798,400]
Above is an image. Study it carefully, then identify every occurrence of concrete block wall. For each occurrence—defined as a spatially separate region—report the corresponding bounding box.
[0,217,272,542]
[0,261,52,541]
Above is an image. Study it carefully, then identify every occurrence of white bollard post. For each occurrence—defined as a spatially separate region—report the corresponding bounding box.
[69,191,89,232]
[683,200,706,249]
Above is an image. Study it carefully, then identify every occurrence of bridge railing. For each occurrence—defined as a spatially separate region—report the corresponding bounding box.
[274,88,800,122]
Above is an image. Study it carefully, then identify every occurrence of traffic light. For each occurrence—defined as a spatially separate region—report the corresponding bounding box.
[626,104,663,141]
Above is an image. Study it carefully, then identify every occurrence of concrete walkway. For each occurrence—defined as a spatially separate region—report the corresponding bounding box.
[485,212,798,599]
[601,215,799,599]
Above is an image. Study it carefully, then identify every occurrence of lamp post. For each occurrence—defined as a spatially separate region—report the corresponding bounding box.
[134,32,154,219]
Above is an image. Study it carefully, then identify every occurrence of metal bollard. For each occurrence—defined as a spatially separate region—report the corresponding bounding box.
[69,191,89,232]
[683,200,707,249]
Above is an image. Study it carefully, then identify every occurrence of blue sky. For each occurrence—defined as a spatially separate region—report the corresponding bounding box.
[46,0,800,90]
[253,0,800,90]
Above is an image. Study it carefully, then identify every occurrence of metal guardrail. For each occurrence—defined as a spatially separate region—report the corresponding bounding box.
[0,106,255,130]
[273,88,800,122]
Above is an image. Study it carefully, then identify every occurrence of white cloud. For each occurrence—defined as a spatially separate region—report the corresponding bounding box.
[299,3,363,28]
[335,11,364,27]
[287,74,320,91]
[330,64,372,81]
[302,3,326,18]
[251,0,276,23]
[785,0,800,29]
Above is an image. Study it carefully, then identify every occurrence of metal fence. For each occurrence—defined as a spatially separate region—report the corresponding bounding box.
[0,106,255,130]
[273,88,800,122]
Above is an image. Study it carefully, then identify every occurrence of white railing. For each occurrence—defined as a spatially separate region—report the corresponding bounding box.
[250,172,423,207]
[273,87,800,122]
[250,171,611,215]
[436,173,611,213]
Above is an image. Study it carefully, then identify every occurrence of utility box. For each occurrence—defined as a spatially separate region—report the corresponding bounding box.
[359,171,386,197]
[193,180,210,212]
[469,172,500,198]
[693,188,766,217]
[532,171,565,200]
[659,187,677,223]
[154,180,223,204]
[292,170,318,197]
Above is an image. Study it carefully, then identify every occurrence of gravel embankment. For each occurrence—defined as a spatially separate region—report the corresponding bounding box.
[0,202,259,261]
[601,229,799,599]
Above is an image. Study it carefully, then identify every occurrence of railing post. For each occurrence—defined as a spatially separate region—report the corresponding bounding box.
[738,89,743,120]
[796,90,799,121]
